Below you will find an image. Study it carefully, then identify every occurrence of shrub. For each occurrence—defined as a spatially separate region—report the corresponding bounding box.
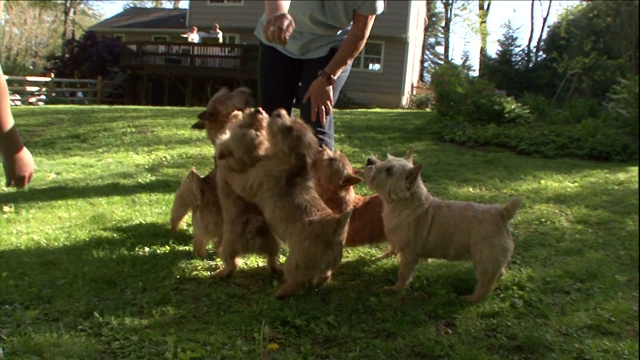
[605,75,639,145]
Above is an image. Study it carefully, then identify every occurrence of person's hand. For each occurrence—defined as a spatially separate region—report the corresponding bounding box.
[303,77,334,125]
[263,13,295,46]
[2,146,35,188]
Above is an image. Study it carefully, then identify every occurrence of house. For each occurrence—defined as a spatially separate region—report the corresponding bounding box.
[90,1,427,108]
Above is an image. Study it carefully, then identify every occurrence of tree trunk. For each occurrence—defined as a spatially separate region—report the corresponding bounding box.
[478,0,491,76]
[442,0,453,63]
[534,0,552,65]
[525,0,535,68]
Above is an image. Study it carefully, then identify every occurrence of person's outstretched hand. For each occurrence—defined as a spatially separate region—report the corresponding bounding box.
[303,78,334,125]
[263,13,295,46]
[2,146,35,188]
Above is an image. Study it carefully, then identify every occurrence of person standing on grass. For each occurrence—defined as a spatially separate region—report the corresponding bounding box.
[0,64,36,188]
[255,0,384,150]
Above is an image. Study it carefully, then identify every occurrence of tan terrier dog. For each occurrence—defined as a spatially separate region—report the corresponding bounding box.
[362,150,521,303]
[212,107,281,277]
[216,108,352,298]
[194,86,254,145]
[310,145,393,257]
[170,168,221,258]
[170,86,263,261]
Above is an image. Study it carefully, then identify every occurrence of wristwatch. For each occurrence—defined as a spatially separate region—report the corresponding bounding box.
[317,70,336,86]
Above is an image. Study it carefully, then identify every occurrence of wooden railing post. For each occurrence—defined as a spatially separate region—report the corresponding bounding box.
[96,76,103,105]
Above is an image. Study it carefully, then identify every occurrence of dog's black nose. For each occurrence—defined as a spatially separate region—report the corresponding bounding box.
[366,157,375,166]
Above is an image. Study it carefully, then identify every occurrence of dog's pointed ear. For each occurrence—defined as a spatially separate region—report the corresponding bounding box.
[405,163,422,190]
[341,174,363,188]
[404,148,414,164]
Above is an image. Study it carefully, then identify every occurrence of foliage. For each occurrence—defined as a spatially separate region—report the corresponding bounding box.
[431,92,638,162]
[481,21,526,97]
[1,106,638,359]
[605,75,639,145]
[422,0,445,82]
[47,31,123,79]
[542,1,638,102]
[0,0,101,75]
[431,63,534,126]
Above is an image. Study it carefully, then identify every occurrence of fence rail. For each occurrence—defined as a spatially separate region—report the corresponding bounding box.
[120,42,259,71]
[4,75,125,105]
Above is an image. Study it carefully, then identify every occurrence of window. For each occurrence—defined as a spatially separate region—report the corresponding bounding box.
[224,34,239,44]
[113,33,125,42]
[152,35,168,42]
[208,0,243,4]
[352,41,383,72]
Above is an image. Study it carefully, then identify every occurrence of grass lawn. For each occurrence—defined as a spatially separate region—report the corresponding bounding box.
[1,105,638,359]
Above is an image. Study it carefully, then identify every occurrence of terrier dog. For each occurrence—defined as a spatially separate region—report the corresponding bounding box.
[193,86,254,145]
[310,145,393,257]
[170,168,222,258]
[362,150,521,303]
[170,86,265,261]
[216,108,352,298]
[212,107,281,277]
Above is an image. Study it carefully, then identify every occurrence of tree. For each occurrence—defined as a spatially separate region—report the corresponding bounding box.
[422,0,444,82]
[440,0,455,63]
[543,1,639,101]
[477,0,491,75]
[482,21,524,96]
[47,30,122,79]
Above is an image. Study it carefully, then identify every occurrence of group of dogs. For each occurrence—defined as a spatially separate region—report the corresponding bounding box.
[170,87,521,302]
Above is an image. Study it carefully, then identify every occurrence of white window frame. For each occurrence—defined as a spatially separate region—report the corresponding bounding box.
[224,34,240,44]
[207,0,244,5]
[352,41,384,73]
[152,35,169,42]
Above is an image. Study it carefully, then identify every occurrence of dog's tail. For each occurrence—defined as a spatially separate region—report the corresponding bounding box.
[170,169,201,231]
[501,197,521,223]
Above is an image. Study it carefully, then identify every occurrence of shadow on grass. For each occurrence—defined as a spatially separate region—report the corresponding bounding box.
[0,178,180,204]
[1,220,475,358]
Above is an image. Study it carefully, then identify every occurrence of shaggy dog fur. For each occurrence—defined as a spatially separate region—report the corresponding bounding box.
[363,150,521,303]
[170,87,273,264]
[310,145,393,257]
[216,108,352,298]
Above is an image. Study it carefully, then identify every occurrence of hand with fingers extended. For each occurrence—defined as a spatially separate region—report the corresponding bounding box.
[263,12,295,46]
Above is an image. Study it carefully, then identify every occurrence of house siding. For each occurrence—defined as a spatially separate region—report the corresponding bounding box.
[91,1,427,108]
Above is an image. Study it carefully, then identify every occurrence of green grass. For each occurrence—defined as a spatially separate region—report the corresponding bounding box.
[1,105,638,359]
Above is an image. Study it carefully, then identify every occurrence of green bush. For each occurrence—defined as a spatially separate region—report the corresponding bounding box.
[431,114,638,162]
[605,75,639,145]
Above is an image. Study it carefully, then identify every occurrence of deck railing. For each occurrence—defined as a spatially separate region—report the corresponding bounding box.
[120,42,259,71]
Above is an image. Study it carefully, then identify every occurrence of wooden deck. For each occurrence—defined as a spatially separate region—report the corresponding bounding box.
[120,42,259,106]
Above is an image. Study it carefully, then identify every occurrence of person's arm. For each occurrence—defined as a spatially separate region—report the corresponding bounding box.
[303,11,378,123]
[263,1,294,45]
[0,65,36,188]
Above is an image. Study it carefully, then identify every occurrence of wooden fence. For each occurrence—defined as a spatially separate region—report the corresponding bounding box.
[4,74,125,105]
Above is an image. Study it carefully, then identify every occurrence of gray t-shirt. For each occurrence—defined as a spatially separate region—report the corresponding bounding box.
[254,0,385,59]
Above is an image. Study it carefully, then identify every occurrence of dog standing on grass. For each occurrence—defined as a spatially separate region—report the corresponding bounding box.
[216,108,352,298]
[362,150,521,303]
[311,145,393,257]
[170,86,262,260]
[212,107,282,277]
